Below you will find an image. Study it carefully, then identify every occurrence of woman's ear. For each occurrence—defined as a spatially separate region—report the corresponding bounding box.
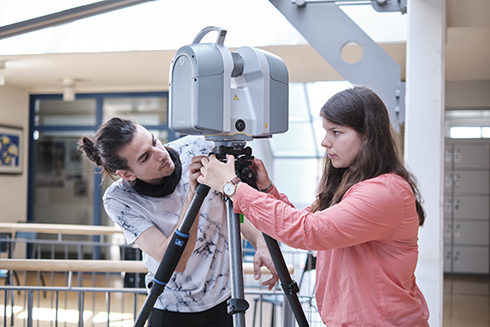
[116,169,137,181]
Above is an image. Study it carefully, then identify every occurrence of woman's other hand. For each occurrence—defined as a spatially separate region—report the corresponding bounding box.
[189,155,205,193]
[251,158,272,191]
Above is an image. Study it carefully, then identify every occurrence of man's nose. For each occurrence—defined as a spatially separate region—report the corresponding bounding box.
[155,148,168,161]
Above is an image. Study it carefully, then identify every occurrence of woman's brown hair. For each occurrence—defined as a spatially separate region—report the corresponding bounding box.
[312,86,425,226]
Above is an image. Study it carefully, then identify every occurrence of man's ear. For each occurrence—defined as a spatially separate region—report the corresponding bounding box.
[116,169,137,181]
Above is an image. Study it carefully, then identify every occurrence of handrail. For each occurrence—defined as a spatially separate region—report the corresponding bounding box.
[0,258,147,273]
[0,258,293,275]
[0,222,122,236]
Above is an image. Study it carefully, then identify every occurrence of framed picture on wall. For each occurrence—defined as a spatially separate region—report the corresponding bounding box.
[0,125,23,174]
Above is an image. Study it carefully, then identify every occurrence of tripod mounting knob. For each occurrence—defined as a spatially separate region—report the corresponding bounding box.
[227,298,250,314]
[281,280,300,295]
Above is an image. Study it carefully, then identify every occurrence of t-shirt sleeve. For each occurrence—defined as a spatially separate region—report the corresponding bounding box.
[234,178,406,250]
[103,196,155,245]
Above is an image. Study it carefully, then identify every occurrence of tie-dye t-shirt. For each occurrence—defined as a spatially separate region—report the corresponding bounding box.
[103,135,231,312]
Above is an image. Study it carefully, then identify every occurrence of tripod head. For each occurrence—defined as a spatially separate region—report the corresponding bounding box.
[211,140,258,190]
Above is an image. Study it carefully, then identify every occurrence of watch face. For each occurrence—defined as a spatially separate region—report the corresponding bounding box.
[223,182,235,196]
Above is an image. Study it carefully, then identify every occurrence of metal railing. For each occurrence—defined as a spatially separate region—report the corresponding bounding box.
[0,223,321,327]
[1,274,147,327]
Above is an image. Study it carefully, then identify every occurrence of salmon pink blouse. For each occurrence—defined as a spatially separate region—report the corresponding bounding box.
[233,173,429,327]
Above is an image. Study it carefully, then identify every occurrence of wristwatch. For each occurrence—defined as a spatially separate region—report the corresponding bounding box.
[223,177,242,197]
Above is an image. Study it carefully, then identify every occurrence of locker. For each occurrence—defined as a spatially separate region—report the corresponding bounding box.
[451,171,490,194]
[452,246,489,274]
[443,197,452,220]
[452,144,490,169]
[444,139,490,275]
[444,145,453,170]
[443,246,452,273]
[443,222,453,244]
[444,195,490,220]
[452,221,489,245]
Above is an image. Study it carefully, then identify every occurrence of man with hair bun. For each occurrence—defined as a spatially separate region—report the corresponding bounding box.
[79,117,278,327]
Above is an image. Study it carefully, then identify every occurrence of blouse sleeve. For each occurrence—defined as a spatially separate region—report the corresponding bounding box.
[233,177,409,251]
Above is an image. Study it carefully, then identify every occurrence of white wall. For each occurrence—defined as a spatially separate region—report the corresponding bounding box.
[0,85,29,223]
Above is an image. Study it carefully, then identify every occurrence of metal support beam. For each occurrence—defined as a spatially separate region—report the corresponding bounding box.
[0,0,155,40]
[270,0,405,130]
[292,1,407,14]
[371,0,407,14]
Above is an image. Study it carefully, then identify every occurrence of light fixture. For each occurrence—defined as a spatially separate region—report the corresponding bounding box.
[62,77,76,101]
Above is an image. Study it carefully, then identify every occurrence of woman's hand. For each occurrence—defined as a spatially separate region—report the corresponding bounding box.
[198,154,237,193]
[251,158,272,191]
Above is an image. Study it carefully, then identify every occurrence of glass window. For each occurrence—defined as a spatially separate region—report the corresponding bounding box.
[34,132,94,224]
[288,83,310,122]
[272,158,323,208]
[306,81,352,112]
[482,127,490,138]
[0,1,406,56]
[36,99,96,126]
[450,127,482,138]
[270,122,318,157]
[445,110,490,138]
[103,97,167,126]
[29,92,169,258]
[270,81,351,158]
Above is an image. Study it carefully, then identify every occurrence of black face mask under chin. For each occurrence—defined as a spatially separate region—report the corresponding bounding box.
[130,147,182,197]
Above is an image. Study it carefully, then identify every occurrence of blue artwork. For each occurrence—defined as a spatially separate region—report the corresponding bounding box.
[0,130,21,172]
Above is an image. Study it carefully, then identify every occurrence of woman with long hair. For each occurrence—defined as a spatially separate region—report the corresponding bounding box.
[198,86,430,326]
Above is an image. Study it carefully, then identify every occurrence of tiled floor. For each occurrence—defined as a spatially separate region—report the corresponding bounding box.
[443,275,490,327]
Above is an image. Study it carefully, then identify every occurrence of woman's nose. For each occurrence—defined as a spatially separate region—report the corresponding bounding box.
[321,135,331,148]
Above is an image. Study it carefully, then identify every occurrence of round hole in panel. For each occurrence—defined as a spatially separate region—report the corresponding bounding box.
[340,41,363,64]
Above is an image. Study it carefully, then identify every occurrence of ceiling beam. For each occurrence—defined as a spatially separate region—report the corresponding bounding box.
[0,0,155,40]
[270,0,405,130]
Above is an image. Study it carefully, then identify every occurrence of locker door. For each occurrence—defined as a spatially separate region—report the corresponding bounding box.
[443,221,453,244]
[452,222,489,246]
[453,144,490,169]
[444,145,453,170]
[443,246,452,273]
[452,171,490,195]
[452,195,490,220]
[452,246,489,274]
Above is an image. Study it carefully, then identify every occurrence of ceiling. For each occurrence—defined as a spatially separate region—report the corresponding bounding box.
[0,0,488,94]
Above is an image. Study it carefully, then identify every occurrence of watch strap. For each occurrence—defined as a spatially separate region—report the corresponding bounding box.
[230,176,241,185]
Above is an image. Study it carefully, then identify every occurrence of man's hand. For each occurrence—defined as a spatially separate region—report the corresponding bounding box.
[252,242,279,290]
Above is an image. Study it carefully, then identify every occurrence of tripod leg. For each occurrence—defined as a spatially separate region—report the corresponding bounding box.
[262,234,309,327]
[225,199,249,327]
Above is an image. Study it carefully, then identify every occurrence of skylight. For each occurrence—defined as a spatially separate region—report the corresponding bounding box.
[0,0,407,55]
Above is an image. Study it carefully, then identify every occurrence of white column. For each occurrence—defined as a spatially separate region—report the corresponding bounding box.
[405,1,445,327]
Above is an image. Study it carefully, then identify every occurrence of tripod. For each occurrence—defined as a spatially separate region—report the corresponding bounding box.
[133,144,309,327]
